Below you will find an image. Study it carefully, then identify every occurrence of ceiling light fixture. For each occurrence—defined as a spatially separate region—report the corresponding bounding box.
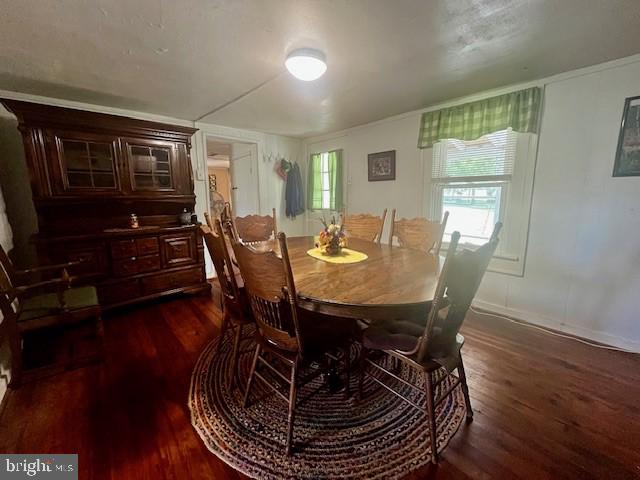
[285,48,327,81]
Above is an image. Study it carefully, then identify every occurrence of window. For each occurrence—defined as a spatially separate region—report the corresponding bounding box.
[319,152,331,209]
[308,149,343,211]
[432,129,515,246]
[429,128,537,276]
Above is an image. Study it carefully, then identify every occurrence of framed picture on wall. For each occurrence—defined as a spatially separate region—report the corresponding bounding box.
[368,150,396,181]
[613,96,640,177]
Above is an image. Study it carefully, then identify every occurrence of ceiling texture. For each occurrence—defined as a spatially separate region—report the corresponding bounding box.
[1,0,640,137]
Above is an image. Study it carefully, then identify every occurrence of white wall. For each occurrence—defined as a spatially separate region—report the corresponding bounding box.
[303,55,640,352]
[305,116,426,241]
[0,184,13,406]
[194,122,305,238]
[0,105,39,266]
[477,59,640,352]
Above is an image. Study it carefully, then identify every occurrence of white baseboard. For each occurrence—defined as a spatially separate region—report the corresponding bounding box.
[471,299,640,353]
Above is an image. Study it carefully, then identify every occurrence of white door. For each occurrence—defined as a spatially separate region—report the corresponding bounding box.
[230,143,259,216]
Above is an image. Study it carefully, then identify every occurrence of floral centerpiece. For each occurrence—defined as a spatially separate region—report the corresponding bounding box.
[316,216,347,256]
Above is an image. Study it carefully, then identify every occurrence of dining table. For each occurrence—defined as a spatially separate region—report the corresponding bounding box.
[249,236,443,322]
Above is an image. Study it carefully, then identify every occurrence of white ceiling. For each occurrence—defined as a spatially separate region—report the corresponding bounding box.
[2,0,640,138]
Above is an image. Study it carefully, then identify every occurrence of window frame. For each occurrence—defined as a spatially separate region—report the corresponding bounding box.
[318,151,332,210]
[310,149,342,212]
[426,130,538,276]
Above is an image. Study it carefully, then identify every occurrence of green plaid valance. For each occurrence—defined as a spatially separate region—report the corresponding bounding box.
[417,87,542,149]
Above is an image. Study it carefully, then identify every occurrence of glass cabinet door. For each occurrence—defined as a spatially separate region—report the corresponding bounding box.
[59,138,118,191]
[126,142,176,191]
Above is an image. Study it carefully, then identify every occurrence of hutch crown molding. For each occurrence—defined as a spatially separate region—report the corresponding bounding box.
[1,99,209,308]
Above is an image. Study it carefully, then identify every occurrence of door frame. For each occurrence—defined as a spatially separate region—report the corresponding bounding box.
[198,131,260,278]
[200,132,261,219]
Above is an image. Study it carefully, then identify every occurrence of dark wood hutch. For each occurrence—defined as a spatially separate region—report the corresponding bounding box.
[1,99,209,308]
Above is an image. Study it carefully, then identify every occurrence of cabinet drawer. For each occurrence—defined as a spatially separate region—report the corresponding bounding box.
[113,257,138,277]
[160,233,196,267]
[98,279,141,305]
[111,239,137,259]
[63,243,109,277]
[136,254,161,273]
[140,267,202,295]
[136,237,159,255]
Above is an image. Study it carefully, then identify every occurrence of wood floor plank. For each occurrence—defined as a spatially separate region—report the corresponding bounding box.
[1,292,639,479]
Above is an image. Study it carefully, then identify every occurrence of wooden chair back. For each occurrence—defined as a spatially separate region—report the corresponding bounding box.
[416,222,502,362]
[199,222,239,306]
[0,262,16,318]
[203,212,214,229]
[221,202,233,226]
[388,210,449,255]
[343,209,387,244]
[227,228,303,354]
[0,244,17,289]
[234,208,277,243]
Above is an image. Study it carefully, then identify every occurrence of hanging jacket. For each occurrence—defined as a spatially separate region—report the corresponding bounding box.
[285,162,305,218]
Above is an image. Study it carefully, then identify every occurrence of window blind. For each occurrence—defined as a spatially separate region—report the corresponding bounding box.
[432,128,516,182]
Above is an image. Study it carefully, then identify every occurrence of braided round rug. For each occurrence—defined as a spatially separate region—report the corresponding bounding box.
[189,330,467,479]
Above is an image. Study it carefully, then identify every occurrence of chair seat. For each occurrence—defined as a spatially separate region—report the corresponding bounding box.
[19,286,99,322]
[362,312,466,372]
[362,326,418,351]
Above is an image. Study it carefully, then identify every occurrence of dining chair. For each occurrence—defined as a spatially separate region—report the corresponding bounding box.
[200,220,253,388]
[342,208,387,244]
[0,245,103,386]
[233,207,277,243]
[228,228,355,455]
[203,211,214,229]
[388,210,449,255]
[357,222,502,463]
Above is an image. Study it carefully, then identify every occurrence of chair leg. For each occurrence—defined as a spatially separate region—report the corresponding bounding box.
[285,358,299,456]
[457,355,473,422]
[357,347,369,401]
[229,323,243,389]
[425,371,438,464]
[95,315,106,361]
[243,343,261,408]
[217,314,230,356]
[344,344,351,398]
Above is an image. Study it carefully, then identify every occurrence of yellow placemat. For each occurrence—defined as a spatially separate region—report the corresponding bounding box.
[306,247,368,264]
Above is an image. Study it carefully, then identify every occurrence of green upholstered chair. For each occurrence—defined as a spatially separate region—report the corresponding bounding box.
[0,244,103,386]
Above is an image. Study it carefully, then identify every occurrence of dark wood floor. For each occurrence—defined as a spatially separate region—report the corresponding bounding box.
[1,292,639,479]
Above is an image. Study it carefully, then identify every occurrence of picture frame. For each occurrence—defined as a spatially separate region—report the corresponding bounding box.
[368,150,396,181]
[613,95,640,177]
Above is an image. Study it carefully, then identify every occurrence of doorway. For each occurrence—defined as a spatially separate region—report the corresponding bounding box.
[204,135,259,279]
[205,136,259,218]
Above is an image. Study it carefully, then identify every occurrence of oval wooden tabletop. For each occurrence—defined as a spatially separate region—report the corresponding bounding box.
[282,236,442,320]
